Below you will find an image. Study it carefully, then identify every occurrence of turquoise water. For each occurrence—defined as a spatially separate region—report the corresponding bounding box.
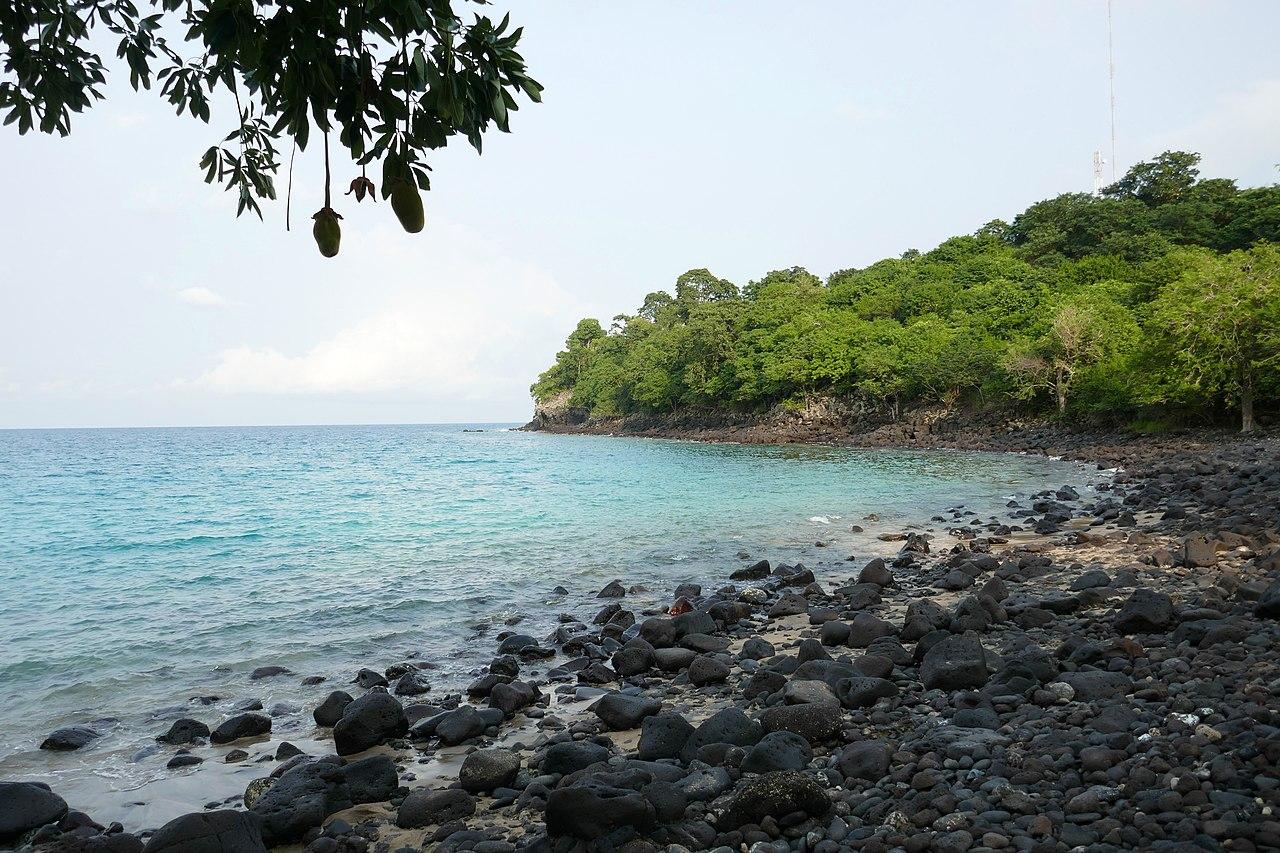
[0,424,1093,816]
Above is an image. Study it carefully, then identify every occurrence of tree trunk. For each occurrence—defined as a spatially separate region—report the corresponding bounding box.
[1055,366,1067,413]
[1241,377,1255,433]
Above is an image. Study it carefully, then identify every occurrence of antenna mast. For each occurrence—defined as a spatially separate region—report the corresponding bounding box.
[1107,0,1117,181]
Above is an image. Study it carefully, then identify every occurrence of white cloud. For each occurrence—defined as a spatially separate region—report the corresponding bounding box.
[0,367,18,394]
[1144,80,1280,184]
[183,221,583,400]
[177,286,234,307]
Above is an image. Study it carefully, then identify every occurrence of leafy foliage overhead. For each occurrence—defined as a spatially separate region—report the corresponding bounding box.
[534,152,1280,433]
[0,0,542,222]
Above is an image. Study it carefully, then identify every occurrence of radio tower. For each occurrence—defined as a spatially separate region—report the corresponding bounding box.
[1106,0,1117,181]
[1093,151,1107,195]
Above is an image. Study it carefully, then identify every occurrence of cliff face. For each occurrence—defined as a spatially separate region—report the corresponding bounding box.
[523,394,1026,447]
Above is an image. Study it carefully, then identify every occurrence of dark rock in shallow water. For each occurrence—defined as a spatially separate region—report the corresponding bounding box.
[719,771,831,828]
[156,718,209,745]
[638,712,694,761]
[0,781,68,842]
[393,671,430,696]
[312,691,353,728]
[1113,587,1174,633]
[249,665,290,681]
[166,751,203,769]
[143,810,266,853]
[397,788,476,829]
[730,559,771,580]
[592,692,661,730]
[40,726,101,751]
[920,634,989,691]
[353,668,388,689]
[210,713,271,745]
[332,692,407,755]
[459,748,521,793]
[596,579,626,598]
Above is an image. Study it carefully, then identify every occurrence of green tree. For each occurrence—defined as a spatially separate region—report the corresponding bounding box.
[1004,292,1138,414]
[2,0,541,251]
[1147,243,1280,432]
[1103,150,1201,206]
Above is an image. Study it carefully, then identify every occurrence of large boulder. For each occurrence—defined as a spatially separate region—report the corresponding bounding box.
[396,788,476,829]
[459,748,521,793]
[741,731,812,773]
[687,654,730,686]
[835,676,899,709]
[250,757,351,845]
[757,703,844,744]
[1113,588,1174,633]
[681,708,763,761]
[837,740,892,782]
[546,781,655,838]
[541,740,612,775]
[343,755,399,803]
[489,680,540,717]
[143,810,266,853]
[719,771,831,828]
[638,712,694,761]
[332,692,407,755]
[920,634,989,691]
[210,713,271,745]
[0,782,67,842]
[592,693,662,730]
[434,705,487,745]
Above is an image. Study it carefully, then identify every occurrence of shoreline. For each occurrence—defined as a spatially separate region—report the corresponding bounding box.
[5,431,1279,853]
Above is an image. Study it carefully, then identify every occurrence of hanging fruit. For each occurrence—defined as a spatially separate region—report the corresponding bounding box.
[390,178,425,233]
[312,208,342,257]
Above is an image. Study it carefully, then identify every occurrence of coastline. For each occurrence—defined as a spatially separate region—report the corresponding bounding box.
[5,428,1279,853]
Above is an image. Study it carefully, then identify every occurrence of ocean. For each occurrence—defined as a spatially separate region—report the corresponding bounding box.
[0,424,1096,827]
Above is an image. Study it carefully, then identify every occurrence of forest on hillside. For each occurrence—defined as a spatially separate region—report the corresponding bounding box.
[533,152,1280,432]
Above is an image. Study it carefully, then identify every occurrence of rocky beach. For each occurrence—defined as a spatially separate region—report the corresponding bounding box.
[4,426,1280,853]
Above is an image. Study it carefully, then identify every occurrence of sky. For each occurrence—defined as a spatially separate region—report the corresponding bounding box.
[1,1,1278,429]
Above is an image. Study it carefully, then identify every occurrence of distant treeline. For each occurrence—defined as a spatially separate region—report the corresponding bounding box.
[533,152,1280,432]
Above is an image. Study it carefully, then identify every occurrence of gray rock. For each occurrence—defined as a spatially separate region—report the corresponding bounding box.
[719,771,831,827]
[312,691,353,728]
[920,634,988,691]
[459,748,521,793]
[638,712,694,761]
[210,713,271,745]
[592,692,662,730]
[39,725,101,751]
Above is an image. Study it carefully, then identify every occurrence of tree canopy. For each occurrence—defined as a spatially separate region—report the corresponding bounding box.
[1,0,541,252]
[534,152,1280,432]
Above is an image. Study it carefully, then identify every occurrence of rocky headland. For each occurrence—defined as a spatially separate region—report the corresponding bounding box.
[4,429,1280,853]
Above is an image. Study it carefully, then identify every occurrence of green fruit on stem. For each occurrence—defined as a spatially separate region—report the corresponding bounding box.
[312,208,342,257]
[390,180,425,233]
